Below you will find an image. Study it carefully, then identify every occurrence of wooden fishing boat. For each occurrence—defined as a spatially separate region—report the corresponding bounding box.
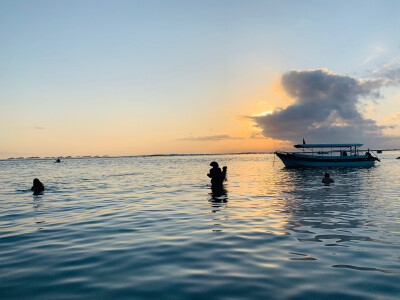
[276,143,380,167]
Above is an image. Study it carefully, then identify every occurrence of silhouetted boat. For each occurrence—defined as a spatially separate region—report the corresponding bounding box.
[276,143,380,167]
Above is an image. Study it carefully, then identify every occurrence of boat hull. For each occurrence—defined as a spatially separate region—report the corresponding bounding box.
[276,152,377,167]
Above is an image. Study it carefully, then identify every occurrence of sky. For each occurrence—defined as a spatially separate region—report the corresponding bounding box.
[1,0,400,158]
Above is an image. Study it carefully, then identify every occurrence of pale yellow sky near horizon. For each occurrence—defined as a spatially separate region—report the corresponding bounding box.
[1,77,293,158]
[2,79,400,159]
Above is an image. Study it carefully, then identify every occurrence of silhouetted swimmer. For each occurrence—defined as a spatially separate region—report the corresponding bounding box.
[31,178,45,195]
[207,162,227,196]
[55,158,61,163]
[322,173,334,184]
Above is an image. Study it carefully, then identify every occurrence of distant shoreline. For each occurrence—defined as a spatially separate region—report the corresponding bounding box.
[3,149,400,161]
[0,152,276,161]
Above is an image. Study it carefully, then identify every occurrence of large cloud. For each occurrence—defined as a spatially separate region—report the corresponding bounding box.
[252,68,399,147]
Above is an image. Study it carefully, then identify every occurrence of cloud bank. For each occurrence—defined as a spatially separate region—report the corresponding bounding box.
[252,68,400,147]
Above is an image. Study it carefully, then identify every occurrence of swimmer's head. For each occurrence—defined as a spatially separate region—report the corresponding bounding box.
[33,178,41,185]
[210,161,219,167]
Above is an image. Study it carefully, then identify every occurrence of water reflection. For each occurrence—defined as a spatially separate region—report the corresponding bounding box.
[209,186,228,202]
[281,168,369,244]
[32,195,45,230]
[0,154,399,299]
[209,186,228,232]
[278,169,390,256]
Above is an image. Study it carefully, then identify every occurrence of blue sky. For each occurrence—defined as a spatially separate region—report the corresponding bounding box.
[1,0,400,157]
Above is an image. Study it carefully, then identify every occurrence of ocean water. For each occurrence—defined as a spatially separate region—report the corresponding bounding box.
[0,153,399,299]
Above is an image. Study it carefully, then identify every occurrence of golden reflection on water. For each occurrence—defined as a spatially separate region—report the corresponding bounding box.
[207,156,294,235]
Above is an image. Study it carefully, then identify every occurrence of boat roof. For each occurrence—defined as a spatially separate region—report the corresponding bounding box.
[294,143,363,148]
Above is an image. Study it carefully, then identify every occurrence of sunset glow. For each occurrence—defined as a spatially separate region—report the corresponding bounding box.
[1,1,400,158]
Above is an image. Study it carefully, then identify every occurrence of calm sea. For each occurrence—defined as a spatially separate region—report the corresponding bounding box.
[1,154,399,299]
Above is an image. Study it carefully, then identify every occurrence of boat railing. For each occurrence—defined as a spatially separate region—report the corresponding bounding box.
[276,150,362,155]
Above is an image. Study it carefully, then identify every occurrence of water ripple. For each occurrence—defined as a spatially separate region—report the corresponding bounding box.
[0,154,399,299]
[332,264,400,274]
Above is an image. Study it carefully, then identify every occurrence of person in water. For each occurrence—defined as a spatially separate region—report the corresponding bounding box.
[322,173,334,184]
[207,162,227,195]
[31,178,45,195]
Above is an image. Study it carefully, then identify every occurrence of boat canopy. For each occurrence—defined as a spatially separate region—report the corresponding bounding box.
[294,143,363,148]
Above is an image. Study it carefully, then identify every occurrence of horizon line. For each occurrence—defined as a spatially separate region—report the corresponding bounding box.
[0,151,275,160]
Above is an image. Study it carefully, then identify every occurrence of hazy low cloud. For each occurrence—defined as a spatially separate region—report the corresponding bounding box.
[34,126,48,130]
[371,62,400,85]
[363,46,385,64]
[251,68,400,147]
[178,134,244,141]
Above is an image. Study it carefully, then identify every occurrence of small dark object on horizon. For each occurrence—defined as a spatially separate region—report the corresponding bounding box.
[55,158,61,163]
[31,178,45,195]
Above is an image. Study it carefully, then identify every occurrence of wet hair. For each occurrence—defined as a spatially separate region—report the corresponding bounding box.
[210,161,219,167]
[324,173,330,177]
[32,178,44,195]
